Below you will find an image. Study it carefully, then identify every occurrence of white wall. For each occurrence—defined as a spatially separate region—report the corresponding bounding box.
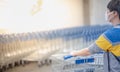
[0,0,84,33]
[89,0,109,25]
[0,0,110,33]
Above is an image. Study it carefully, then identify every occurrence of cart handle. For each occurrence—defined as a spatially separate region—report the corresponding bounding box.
[64,55,74,60]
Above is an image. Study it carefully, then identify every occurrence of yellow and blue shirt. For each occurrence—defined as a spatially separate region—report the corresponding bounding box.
[89,25,120,72]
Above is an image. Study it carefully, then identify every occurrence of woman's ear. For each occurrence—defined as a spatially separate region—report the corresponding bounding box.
[113,11,118,16]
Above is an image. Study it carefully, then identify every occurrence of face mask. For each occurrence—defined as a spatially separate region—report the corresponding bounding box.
[105,11,114,22]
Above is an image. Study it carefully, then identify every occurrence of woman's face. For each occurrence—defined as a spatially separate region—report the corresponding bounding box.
[105,9,119,24]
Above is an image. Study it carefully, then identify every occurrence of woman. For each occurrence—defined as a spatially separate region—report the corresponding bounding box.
[71,0,120,72]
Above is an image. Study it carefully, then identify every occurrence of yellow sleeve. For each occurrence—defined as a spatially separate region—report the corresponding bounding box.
[95,35,112,51]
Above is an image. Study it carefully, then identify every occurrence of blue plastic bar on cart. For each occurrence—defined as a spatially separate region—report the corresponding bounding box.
[75,59,85,64]
[64,55,74,60]
[86,58,94,63]
[97,52,104,54]
[75,58,94,64]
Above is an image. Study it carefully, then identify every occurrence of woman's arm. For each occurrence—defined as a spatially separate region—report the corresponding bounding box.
[71,48,91,56]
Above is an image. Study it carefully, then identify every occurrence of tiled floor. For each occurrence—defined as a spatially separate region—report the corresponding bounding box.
[5,62,52,72]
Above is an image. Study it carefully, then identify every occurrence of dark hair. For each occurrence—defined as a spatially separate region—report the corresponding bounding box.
[107,0,120,18]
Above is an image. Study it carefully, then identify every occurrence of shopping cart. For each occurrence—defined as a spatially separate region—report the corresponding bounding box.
[51,53,104,72]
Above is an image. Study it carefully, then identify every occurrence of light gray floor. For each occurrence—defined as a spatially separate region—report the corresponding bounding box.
[5,62,52,72]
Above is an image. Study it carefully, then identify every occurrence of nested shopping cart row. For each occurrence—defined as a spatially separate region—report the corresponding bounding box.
[0,25,111,71]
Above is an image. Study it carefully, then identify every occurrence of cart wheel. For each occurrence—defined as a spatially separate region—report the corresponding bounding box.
[6,64,9,70]
[0,66,3,72]
[17,61,21,66]
[46,59,52,65]
[21,60,25,66]
[9,64,12,68]
[0,68,4,72]
[20,60,22,64]
[11,63,15,68]
[42,60,45,65]
[38,61,42,67]
[15,62,19,66]
[2,66,6,72]
[49,59,52,64]
[25,61,30,64]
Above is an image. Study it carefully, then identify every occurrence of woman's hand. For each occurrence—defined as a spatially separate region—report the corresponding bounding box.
[70,48,91,56]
